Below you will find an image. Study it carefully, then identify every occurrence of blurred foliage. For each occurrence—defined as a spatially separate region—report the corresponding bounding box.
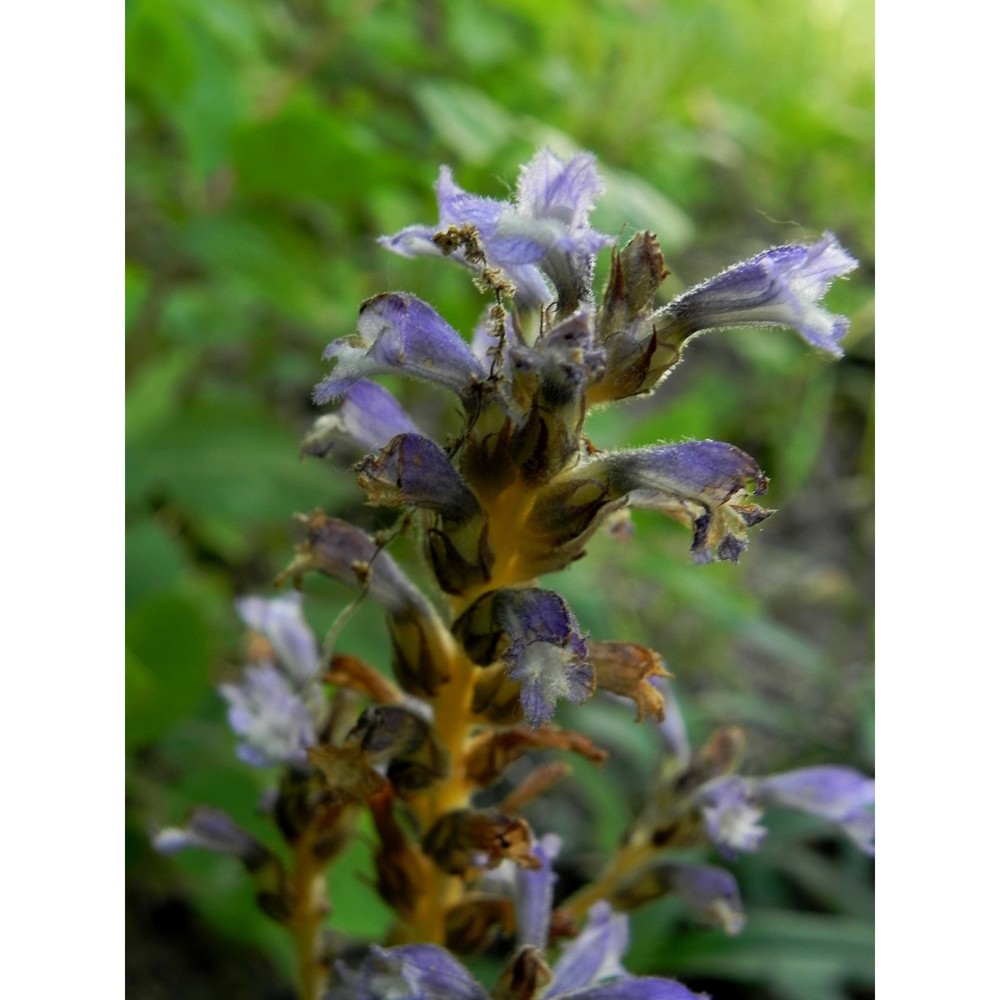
[126,0,873,996]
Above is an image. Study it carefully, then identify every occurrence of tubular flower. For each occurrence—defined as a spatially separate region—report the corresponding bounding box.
[661,233,858,357]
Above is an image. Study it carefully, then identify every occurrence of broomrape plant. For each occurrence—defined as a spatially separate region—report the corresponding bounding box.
[155,149,872,1000]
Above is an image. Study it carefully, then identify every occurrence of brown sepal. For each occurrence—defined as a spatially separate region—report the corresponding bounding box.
[492,945,553,1000]
[465,725,608,787]
[368,787,432,919]
[422,809,540,876]
[445,895,515,954]
[308,744,386,802]
[590,640,671,722]
[499,762,573,813]
[325,654,403,705]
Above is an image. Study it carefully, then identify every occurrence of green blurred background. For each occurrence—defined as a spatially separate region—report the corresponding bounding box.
[125,0,874,997]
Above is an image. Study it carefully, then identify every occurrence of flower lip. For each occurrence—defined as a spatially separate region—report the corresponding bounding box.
[494,589,595,727]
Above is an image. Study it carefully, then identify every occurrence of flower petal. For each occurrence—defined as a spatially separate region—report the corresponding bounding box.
[515,834,562,950]
[557,979,708,1000]
[516,149,606,231]
[494,589,595,726]
[302,379,421,457]
[660,862,745,935]
[649,676,691,766]
[235,591,319,686]
[219,664,317,768]
[295,514,435,620]
[753,766,875,855]
[328,943,490,1000]
[552,440,773,565]
[546,901,629,995]
[380,153,612,310]
[153,807,269,868]
[697,776,768,857]
[314,292,486,405]
[663,233,858,357]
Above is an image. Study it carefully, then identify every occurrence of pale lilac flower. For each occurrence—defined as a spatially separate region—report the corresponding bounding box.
[219,664,317,768]
[557,983,708,999]
[326,943,489,1000]
[663,233,858,357]
[302,379,421,456]
[493,588,595,726]
[153,806,269,869]
[698,776,768,858]
[314,292,486,405]
[648,676,691,766]
[302,515,439,621]
[515,834,563,950]
[546,902,629,995]
[660,862,745,935]
[544,902,706,999]
[755,766,875,855]
[235,591,319,686]
[697,767,875,857]
[380,149,614,308]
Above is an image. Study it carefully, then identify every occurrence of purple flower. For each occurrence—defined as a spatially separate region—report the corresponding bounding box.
[380,150,614,308]
[546,902,629,995]
[327,944,489,1000]
[563,439,772,564]
[492,588,595,726]
[755,766,875,855]
[235,591,319,686]
[355,432,482,523]
[515,834,562,950]
[648,676,691,766]
[153,807,269,869]
[556,983,708,1000]
[314,292,486,405]
[663,233,858,357]
[303,379,421,457]
[219,663,318,768]
[660,862,745,935]
[697,776,769,858]
[697,767,875,857]
[544,903,706,1000]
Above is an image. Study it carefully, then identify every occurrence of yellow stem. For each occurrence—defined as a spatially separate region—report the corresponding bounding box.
[562,837,655,920]
[400,476,548,943]
[289,833,330,1000]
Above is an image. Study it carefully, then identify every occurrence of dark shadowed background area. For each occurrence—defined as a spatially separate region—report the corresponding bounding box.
[126,1,873,997]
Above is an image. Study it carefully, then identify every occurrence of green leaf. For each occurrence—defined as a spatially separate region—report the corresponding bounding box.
[232,90,386,203]
[126,595,213,748]
[126,399,353,554]
[412,81,515,164]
